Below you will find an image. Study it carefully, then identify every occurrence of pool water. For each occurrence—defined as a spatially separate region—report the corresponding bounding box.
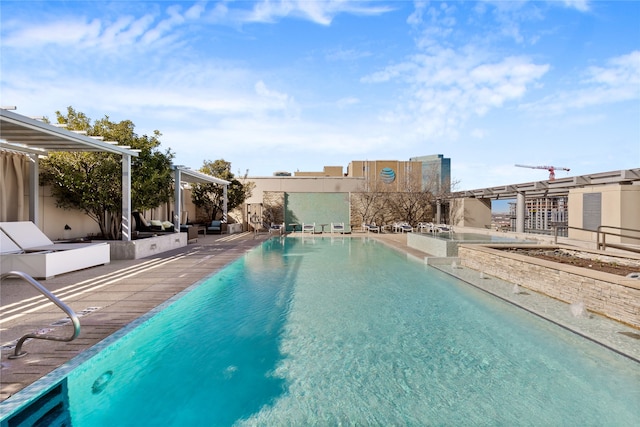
[8,238,640,425]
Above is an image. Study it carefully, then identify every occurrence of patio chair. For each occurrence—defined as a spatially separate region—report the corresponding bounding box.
[399,222,413,233]
[269,223,285,235]
[301,223,315,233]
[207,220,223,234]
[331,223,345,234]
[417,222,432,233]
[133,211,175,232]
[391,222,412,233]
[363,223,380,233]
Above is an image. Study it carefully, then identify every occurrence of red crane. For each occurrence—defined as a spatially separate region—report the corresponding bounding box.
[515,164,570,181]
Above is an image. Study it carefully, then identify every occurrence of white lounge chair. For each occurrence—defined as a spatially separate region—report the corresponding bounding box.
[0,221,110,279]
[269,223,285,235]
[417,222,432,233]
[394,222,413,233]
[301,223,315,233]
[331,223,345,234]
[363,223,380,233]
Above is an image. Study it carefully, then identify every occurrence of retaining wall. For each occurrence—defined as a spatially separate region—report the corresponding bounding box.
[458,244,640,328]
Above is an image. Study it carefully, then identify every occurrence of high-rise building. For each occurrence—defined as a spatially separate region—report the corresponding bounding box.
[409,154,451,193]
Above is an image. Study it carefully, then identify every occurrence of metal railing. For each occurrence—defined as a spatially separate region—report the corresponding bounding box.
[550,224,640,253]
[2,271,80,359]
[597,225,640,253]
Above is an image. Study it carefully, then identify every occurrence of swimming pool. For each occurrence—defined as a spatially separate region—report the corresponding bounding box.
[2,237,639,425]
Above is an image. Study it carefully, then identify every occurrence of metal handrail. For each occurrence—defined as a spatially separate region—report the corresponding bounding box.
[597,225,640,252]
[2,271,80,359]
[551,224,640,253]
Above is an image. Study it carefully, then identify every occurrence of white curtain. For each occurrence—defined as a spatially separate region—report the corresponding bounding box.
[0,151,29,221]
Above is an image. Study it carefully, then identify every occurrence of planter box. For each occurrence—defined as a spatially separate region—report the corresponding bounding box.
[227,223,243,234]
[105,233,187,260]
[458,244,640,328]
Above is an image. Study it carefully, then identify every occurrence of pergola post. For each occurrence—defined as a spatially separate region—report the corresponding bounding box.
[223,185,228,223]
[516,191,526,233]
[174,168,182,230]
[122,154,132,241]
[28,154,39,226]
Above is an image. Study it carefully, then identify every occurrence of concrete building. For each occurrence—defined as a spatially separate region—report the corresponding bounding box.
[409,154,451,193]
[507,196,568,235]
[245,155,452,232]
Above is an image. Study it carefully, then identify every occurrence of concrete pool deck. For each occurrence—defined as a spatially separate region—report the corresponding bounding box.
[1,230,639,403]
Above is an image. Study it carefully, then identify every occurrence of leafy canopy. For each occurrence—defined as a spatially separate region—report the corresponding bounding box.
[40,106,174,239]
[191,159,253,221]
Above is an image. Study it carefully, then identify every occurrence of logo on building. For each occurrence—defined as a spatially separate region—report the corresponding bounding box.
[380,167,396,184]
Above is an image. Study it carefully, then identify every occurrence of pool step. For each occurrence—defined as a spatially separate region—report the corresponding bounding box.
[1,380,70,427]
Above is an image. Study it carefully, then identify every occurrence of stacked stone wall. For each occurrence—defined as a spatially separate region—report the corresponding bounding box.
[458,245,640,328]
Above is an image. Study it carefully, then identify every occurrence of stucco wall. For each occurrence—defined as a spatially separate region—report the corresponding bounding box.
[568,184,640,244]
[454,198,491,228]
[246,176,364,206]
[458,244,640,328]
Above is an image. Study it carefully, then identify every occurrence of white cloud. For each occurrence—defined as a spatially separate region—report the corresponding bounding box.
[363,48,549,140]
[561,1,591,12]
[522,50,640,114]
[241,0,394,26]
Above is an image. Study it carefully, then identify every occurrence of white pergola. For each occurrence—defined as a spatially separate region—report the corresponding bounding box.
[172,166,230,227]
[1,110,232,240]
[454,168,640,232]
[0,109,140,240]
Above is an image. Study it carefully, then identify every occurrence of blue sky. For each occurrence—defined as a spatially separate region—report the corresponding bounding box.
[1,1,638,192]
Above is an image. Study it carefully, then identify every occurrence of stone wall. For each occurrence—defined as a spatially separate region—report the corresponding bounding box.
[458,244,640,328]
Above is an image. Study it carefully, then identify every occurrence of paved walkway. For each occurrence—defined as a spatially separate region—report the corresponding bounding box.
[2,230,639,405]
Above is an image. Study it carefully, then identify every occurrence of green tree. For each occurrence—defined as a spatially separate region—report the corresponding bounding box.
[191,159,253,221]
[40,106,174,239]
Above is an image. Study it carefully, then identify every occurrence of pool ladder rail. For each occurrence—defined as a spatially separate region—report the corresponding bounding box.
[1,271,80,359]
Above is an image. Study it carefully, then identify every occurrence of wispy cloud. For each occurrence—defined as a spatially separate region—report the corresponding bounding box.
[561,1,591,13]
[236,0,394,26]
[363,47,549,139]
[522,50,640,114]
[2,3,204,52]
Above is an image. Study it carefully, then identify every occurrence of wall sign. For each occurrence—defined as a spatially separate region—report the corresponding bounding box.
[380,167,396,184]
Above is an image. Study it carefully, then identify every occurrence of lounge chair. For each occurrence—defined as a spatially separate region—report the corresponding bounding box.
[363,223,380,233]
[417,222,433,233]
[435,224,452,233]
[0,222,110,279]
[207,220,223,234]
[269,223,285,235]
[391,222,413,233]
[399,222,413,233]
[132,211,175,232]
[301,223,315,233]
[331,223,345,234]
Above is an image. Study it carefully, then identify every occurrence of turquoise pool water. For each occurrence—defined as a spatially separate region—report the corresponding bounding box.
[4,237,640,425]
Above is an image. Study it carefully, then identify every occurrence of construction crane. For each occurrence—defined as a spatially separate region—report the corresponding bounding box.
[515,164,570,181]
